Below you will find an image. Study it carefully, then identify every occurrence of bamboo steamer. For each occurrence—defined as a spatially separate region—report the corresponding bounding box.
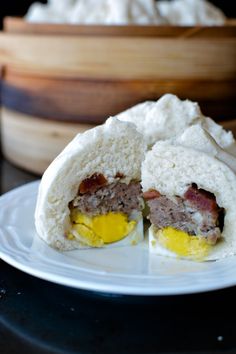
[1,108,94,174]
[0,17,236,174]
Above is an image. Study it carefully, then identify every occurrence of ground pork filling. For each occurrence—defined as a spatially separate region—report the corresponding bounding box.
[70,174,143,217]
[144,184,225,245]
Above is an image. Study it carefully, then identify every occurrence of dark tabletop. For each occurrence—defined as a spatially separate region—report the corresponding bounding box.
[0,158,236,354]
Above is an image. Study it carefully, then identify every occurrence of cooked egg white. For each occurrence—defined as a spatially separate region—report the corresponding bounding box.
[67,210,136,247]
[150,226,211,261]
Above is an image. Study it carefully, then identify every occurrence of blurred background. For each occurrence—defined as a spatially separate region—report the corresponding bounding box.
[0,0,235,29]
[0,0,235,174]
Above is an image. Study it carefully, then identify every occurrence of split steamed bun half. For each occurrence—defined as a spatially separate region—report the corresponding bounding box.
[117,93,235,154]
[35,118,146,251]
[117,93,236,261]
[142,134,236,261]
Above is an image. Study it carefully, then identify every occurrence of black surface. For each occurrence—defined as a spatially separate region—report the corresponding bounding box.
[1,158,236,353]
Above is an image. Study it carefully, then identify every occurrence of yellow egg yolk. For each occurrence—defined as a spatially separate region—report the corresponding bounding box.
[156,227,211,261]
[68,210,136,247]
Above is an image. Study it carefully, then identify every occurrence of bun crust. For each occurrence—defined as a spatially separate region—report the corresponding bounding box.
[117,94,235,151]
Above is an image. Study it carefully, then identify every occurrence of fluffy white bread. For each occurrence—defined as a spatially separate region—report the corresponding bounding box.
[25,3,65,23]
[35,118,146,251]
[26,0,166,25]
[175,124,236,174]
[157,0,226,25]
[142,141,236,260]
[117,94,235,151]
[202,117,235,153]
[70,0,166,25]
[25,1,75,23]
[48,0,76,11]
[117,94,202,145]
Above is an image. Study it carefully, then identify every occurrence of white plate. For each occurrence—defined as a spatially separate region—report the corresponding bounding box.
[0,181,236,296]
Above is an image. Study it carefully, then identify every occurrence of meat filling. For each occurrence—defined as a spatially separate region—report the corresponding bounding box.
[71,179,143,217]
[145,184,224,245]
